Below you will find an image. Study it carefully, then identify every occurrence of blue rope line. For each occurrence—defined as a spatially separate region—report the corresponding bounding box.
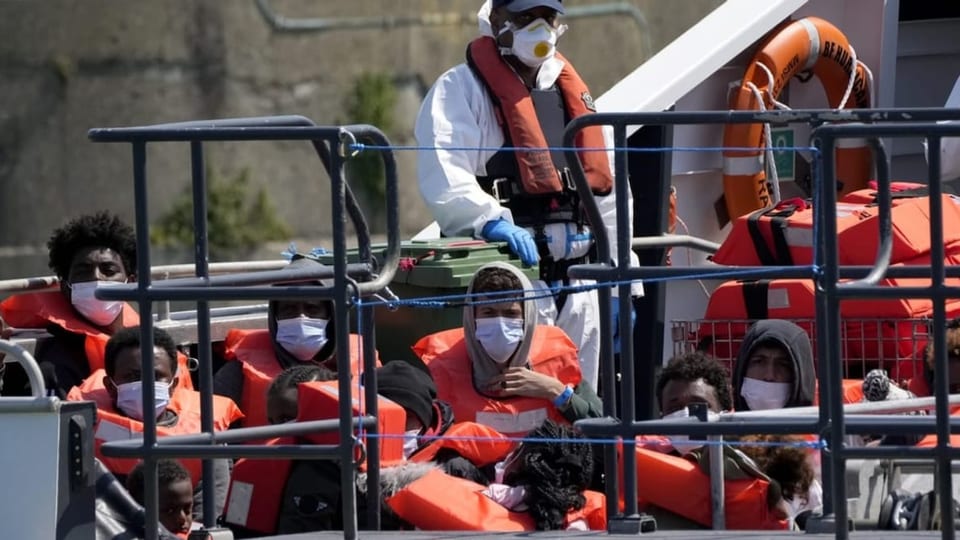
[350,143,821,155]
[351,265,816,311]
[356,431,828,450]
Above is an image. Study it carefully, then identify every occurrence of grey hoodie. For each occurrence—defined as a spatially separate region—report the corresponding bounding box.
[732,320,816,411]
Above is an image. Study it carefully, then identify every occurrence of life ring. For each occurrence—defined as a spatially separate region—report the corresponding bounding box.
[722,17,873,221]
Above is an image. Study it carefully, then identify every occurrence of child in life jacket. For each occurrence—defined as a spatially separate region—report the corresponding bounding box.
[265,364,336,425]
[485,419,596,531]
[126,459,197,539]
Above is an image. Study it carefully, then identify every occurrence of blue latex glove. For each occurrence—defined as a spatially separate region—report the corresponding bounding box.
[611,296,637,355]
[481,219,540,267]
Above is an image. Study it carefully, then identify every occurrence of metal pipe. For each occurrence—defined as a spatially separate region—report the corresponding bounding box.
[631,234,720,254]
[726,394,960,417]
[190,140,217,529]
[0,340,47,398]
[839,137,892,288]
[253,0,655,59]
[101,444,342,460]
[709,434,725,530]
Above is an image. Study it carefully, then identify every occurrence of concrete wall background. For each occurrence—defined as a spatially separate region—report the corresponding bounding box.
[0,0,721,278]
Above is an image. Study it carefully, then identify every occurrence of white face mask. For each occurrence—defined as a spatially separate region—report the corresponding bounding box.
[662,408,705,455]
[499,18,566,68]
[70,280,125,326]
[740,377,792,410]
[276,317,329,361]
[475,316,524,363]
[402,429,421,459]
[114,380,171,421]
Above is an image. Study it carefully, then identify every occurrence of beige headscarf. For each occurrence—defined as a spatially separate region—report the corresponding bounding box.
[463,261,540,391]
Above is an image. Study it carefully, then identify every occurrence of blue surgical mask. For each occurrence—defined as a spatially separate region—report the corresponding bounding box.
[475,317,524,363]
[276,316,329,361]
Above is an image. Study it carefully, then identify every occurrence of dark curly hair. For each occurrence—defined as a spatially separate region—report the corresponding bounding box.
[267,364,336,400]
[655,351,733,411]
[126,458,192,506]
[507,420,594,531]
[104,326,178,378]
[47,211,137,280]
[736,434,815,504]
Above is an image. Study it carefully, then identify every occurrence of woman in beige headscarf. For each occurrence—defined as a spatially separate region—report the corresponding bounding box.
[415,262,602,436]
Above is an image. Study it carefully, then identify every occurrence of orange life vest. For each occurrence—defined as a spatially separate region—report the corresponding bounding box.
[222,380,409,535]
[632,447,788,530]
[222,437,295,535]
[465,36,612,196]
[66,369,243,483]
[223,328,380,427]
[414,326,581,436]
[386,468,606,531]
[0,291,195,390]
[410,421,514,467]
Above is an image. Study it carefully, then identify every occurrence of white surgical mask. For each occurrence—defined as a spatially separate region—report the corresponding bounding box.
[475,317,524,363]
[402,429,421,459]
[114,380,171,421]
[662,408,705,455]
[740,377,792,411]
[499,18,566,68]
[276,316,329,361]
[70,280,125,326]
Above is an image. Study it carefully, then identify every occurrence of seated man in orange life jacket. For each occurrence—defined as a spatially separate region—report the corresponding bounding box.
[1,211,143,398]
[67,326,243,520]
[645,351,798,529]
[414,261,602,437]
[215,255,379,427]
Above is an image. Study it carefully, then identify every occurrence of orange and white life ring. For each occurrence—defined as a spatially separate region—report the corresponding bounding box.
[722,17,873,221]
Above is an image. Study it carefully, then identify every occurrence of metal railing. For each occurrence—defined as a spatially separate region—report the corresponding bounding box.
[87,115,401,540]
[563,107,960,538]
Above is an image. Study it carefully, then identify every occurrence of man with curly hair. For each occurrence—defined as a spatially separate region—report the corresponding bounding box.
[1,211,139,397]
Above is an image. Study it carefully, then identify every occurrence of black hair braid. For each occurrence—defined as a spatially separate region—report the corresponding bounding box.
[509,420,593,531]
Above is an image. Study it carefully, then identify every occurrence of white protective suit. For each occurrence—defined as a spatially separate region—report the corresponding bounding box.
[939,74,960,181]
[414,1,643,388]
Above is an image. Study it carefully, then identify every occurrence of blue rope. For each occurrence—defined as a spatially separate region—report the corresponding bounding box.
[353,265,816,311]
[350,143,820,155]
[355,431,828,450]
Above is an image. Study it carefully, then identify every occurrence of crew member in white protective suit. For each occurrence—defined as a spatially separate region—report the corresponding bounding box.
[936,74,960,181]
[414,0,643,389]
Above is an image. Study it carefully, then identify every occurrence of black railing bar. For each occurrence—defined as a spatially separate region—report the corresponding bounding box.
[632,234,721,254]
[100,444,342,460]
[564,108,960,131]
[99,264,373,291]
[815,121,960,138]
[841,446,960,460]
[95,285,387,303]
[834,286,960,299]
[87,125,346,143]
[576,418,820,437]
[568,264,960,281]
[728,394,960,417]
[99,417,375,451]
[90,115,317,134]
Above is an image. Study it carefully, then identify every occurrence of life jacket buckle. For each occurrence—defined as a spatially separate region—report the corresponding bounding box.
[491,177,511,203]
[560,167,577,192]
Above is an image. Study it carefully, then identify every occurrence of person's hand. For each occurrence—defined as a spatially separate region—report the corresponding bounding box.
[486,367,565,400]
[481,219,540,267]
[610,296,636,355]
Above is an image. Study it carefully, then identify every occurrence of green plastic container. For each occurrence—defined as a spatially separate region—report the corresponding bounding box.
[322,238,538,363]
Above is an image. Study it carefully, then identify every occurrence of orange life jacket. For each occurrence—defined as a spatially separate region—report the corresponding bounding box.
[66,369,243,483]
[222,380,409,534]
[1,290,138,373]
[386,468,606,531]
[414,326,581,436]
[223,328,380,427]
[410,421,514,467]
[0,291,195,390]
[632,447,788,530]
[222,437,295,535]
[465,36,612,197]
